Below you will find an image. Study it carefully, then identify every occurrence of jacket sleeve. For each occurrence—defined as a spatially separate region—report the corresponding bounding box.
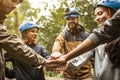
[0,27,46,67]
[67,49,94,69]
[52,33,65,53]
[88,9,120,46]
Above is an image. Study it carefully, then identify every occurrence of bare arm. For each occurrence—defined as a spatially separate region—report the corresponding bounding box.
[64,38,96,61]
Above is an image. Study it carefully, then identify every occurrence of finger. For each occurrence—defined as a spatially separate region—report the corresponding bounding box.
[46,59,60,64]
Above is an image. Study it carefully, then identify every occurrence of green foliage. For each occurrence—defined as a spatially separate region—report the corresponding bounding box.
[37,6,65,53]
[45,71,61,78]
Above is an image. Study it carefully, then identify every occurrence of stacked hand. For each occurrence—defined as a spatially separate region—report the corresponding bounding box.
[44,52,69,71]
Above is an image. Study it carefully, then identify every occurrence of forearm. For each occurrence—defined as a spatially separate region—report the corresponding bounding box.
[65,38,96,61]
[68,51,94,69]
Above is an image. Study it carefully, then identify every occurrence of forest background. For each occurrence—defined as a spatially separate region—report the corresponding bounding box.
[5,0,99,79]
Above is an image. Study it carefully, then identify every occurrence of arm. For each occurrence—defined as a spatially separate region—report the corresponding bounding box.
[67,50,94,69]
[63,38,95,61]
[0,27,46,67]
[52,33,65,53]
[51,33,65,58]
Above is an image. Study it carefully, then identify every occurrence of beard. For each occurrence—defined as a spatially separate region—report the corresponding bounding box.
[68,22,78,29]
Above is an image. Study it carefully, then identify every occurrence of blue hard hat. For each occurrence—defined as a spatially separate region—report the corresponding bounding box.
[94,0,120,10]
[19,21,40,33]
[64,8,79,19]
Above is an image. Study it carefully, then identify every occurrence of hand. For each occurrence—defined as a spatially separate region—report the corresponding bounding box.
[44,59,61,67]
[44,56,67,67]
[56,55,67,64]
[55,63,69,71]
[44,59,66,72]
[46,55,67,65]
[50,52,62,59]
[45,63,69,72]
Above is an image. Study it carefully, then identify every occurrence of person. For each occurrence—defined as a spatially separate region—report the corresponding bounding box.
[52,0,120,80]
[51,8,93,80]
[5,21,50,80]
[0,0,48,80]
[98,37,120,80]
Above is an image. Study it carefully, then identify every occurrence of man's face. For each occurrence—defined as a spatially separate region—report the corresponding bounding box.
[94,6,111,27]
[0,0,19,14]
[66,17,79,29]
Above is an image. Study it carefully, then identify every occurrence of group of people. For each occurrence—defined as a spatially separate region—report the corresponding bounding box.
[0,0,120,80]
[51,0,120,80]
[49,0,120,80]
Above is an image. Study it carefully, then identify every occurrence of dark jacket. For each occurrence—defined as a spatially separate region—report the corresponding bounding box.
[5,43,50,80]
[0,12,46,80]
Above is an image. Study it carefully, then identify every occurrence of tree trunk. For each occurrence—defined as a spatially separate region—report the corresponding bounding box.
[14,9,20,37]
